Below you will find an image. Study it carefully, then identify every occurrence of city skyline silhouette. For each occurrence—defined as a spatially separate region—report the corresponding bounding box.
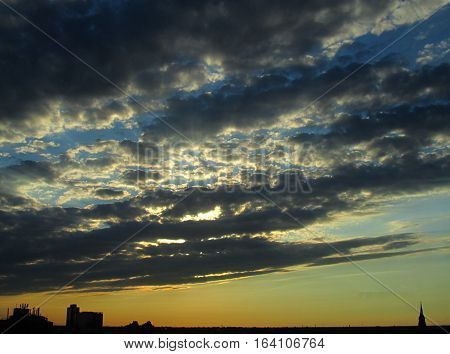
[1,301,449,334]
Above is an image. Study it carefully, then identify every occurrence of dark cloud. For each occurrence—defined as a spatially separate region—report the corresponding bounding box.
[82,201,144,221]
[0,160,58,195]
[84,156,116,169]
[293,102,450,151]
[0,232,427,295]
[0,192,32,208]
[95,188,125,198]
[308,246,448,267]
[0,160,56,181]
[383,240,419,250]
[0,0,395,140]
[312,154,450,195]
[146,60,450,140]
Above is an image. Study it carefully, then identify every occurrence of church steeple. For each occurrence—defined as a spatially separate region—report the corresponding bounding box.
[418,302,427,328]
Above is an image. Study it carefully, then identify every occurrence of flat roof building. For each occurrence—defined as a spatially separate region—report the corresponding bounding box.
[66,304,103,333]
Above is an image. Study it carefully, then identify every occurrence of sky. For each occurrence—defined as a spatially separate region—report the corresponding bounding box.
[0,0,449,327]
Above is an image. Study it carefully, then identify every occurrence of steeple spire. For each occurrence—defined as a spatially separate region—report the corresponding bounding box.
[418,301,427,328]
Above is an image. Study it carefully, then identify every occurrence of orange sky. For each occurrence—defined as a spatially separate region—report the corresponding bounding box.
[2,250,449,327]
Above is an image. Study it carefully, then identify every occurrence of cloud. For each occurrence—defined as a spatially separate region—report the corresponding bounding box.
[308,246,448,266]
[15,139,60,154]
[0,231,430,295]
[0,0,449,297]
[0,160,58,196]
[417,39,450,65]
[145,59,450,140]
[0,146,448,295]
[1,0,442,143]
[95,188,125,199]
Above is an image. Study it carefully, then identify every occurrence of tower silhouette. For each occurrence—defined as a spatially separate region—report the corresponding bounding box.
[418,302,427,328]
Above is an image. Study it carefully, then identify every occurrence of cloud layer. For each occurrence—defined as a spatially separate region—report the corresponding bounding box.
[0,0,449,295]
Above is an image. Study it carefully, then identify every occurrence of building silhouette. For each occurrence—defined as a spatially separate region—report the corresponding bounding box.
[117,320,154,334]
[66,304,80,330]
[418,302,427,328]
[66,304,103,333]
[0,304,53,333]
